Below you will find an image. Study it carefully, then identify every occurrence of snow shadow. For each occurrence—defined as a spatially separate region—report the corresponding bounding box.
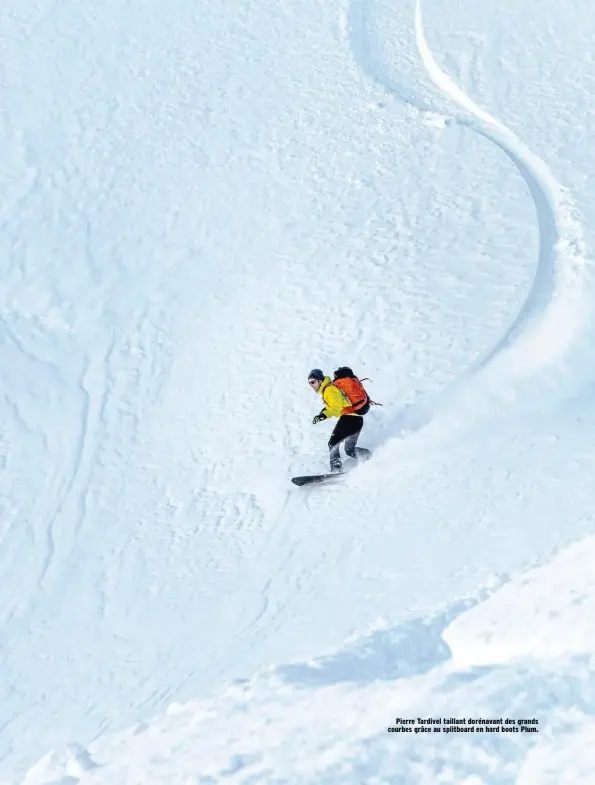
[435,653,595,740]
[276,597,477,688]
[315,654,595,785]
[381,399,434,438]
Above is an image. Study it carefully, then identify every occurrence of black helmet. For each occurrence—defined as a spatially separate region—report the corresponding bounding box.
[307,368,324,382]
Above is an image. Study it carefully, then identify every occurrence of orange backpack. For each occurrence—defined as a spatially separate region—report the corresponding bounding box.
[333,367,371,415]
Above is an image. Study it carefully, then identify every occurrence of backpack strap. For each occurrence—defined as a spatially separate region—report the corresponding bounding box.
[357,378,383,406]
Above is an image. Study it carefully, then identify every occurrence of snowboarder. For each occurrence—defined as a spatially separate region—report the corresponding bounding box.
[308,368,372,473]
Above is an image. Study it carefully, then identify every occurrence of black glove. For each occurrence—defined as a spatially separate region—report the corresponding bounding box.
[312,411,327,424]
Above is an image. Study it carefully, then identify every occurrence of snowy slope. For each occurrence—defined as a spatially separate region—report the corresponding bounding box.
[1,0,595,780]
[19,536,595,784]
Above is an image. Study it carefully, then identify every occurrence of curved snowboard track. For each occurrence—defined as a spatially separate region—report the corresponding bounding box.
[346,0,587,410]
[414,0,587,377]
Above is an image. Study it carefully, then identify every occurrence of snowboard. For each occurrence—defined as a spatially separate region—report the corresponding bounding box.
[291,472,345,486]
[291,451,373,486]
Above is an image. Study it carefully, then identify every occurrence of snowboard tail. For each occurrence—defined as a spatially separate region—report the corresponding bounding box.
[291,472,344,486]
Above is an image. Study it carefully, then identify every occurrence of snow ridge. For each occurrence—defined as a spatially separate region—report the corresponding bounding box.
[18,539,595,784]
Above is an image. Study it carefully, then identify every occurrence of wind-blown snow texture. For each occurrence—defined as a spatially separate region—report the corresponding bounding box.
[2,0,595,782]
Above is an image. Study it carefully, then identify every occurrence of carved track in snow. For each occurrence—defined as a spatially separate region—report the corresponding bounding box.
[346,0,587,403]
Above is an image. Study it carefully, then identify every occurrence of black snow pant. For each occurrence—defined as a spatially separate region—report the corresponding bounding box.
[328,415,370,472]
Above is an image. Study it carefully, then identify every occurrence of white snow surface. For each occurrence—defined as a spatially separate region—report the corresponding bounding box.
[2,0,595,781]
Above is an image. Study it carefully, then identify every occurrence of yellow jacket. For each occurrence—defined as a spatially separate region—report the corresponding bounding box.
[318,376,357,418]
